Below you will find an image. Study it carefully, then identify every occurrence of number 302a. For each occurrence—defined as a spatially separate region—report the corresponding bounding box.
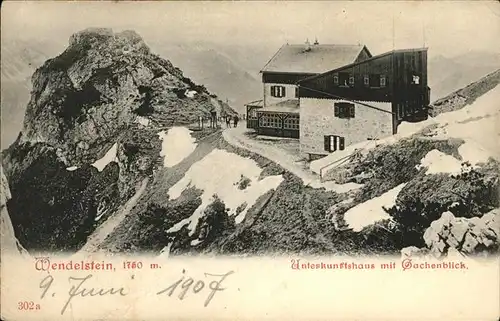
[17,301,41,310]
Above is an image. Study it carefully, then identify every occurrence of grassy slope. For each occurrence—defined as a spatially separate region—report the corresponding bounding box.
[102,127,426,256]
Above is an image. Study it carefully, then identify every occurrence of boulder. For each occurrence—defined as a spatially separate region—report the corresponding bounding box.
[421,209,499,258]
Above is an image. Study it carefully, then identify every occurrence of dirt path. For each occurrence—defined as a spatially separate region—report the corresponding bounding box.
[78,177,150,253]
[222,122,361,193]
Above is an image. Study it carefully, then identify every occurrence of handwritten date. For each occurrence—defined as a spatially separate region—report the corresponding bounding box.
[39,269,234,315]
[156,269,234,307]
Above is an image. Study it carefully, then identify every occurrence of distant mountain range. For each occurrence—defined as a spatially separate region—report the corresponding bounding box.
[149,41,265,110]
[428,51,500,102]
[1,38,64,149]
[2,37,499,148]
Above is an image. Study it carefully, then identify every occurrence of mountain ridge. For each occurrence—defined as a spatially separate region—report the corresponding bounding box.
[3,36,500,148]
[1,29,498,258]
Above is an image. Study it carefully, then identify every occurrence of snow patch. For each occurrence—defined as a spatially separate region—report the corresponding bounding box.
[191,239,202,246]
[167,149,283,236]
[417,150,463,175]
[159,242,173,258]
[344,183,406,232]
[185,90,197,98]
[94,212,105,221]
[66,166,78,171]
[458,141,494,167]
[157,127,197,167]
[92,143,118,172]
[136,116,150,127]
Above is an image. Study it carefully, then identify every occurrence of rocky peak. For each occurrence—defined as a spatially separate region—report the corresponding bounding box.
[68,28,150,58]
[16,28,227,167]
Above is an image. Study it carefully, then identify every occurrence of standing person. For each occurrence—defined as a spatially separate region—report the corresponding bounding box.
[225,115,231,128]
[233,115,239,128]
[210,110,217,129]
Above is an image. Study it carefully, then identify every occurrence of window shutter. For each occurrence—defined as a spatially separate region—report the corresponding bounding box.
[271,86,276,97]
[339,137,345,151]
[281,86,286,97]
[324,136,330,152]
[349,104,355,118]
[331,136,337,152]
[334,104,340,117]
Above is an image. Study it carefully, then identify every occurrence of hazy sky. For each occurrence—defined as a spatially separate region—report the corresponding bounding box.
[2,1,500,58]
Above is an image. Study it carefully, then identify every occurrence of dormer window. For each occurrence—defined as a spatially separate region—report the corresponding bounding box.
[380,75,386,87]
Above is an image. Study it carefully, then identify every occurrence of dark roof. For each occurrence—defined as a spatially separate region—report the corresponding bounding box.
[298,47,429,84]
[257,99,299,114]
[261,44,370,74]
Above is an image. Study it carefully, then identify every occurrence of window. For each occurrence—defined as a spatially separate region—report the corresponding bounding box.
[259,113,282,128]
[334,102,355,119]
[412,75,420,85]
[270,86,286,98]
[324,135,345,152]
[333,74,339,85]
[283,114,299,130]
[380,75,386,87]
[295,86,299,98]
[364,75,369,86]
[339,72,349,86]
[349,76,355,86]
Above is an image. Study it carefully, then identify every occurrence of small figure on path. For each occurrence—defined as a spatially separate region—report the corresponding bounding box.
[210,110,217,129]
[233,115,239,128]
[225,116,232,128]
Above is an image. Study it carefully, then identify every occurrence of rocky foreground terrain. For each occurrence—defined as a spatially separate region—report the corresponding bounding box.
[1,28,498,259]
[1,28,237,253]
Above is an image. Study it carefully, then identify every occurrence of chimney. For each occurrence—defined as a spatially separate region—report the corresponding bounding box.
[314,37,319,45]
[304,38,311,52]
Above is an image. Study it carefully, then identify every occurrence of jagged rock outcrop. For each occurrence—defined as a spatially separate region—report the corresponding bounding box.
[402,209,499,258]
[1,28,235,253]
